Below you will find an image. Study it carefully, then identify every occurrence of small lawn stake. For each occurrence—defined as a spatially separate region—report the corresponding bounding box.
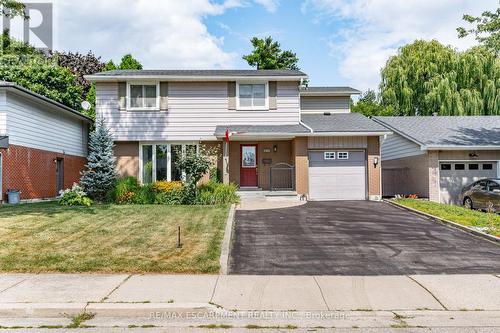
[177,226,182,248]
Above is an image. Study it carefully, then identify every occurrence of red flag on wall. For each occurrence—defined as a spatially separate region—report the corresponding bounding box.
[225,128,230,143]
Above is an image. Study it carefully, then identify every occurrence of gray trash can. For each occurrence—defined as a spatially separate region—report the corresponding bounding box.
[7,189,20,204]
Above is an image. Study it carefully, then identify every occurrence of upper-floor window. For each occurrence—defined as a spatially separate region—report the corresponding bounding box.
[237,83,268,110]
[127,83,159,110]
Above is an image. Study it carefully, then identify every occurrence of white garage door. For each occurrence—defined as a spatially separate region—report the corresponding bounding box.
[308,150,366,200]
[439,161,498,204]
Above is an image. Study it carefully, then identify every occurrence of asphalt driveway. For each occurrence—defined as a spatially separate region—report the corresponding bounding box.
[229,201,500,275]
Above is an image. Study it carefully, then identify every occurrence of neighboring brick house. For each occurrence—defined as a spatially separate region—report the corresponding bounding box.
[87,70,390,201]
[374,116,500,204]
[0,82,91,202]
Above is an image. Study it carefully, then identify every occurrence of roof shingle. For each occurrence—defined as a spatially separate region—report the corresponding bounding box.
[302,113,390,133]
[91,69,307,77]
[374,116,500,147]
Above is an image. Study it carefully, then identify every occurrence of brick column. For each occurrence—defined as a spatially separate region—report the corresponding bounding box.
[293,137,308,195]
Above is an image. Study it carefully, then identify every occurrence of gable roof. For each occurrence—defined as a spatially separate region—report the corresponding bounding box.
[0,82,92,123]
[374,116,500,149]
[86,69,307,82]
[300,86,361,96]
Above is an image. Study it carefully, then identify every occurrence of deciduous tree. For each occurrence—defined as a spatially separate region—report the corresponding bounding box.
[351,90,392,117]
[243,36,299,70]
[380,40,499,116]
[458,8,500,54]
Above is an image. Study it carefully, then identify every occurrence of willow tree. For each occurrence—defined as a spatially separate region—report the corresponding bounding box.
[380,40,499,116]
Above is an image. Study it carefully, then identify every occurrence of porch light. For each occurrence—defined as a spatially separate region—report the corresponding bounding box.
[273,145,278,153]
[373,157,379,167]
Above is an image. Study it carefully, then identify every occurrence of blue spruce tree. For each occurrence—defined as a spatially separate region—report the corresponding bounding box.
[80,118,116,201]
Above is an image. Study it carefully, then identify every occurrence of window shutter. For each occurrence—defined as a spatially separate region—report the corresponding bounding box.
[269,81,277,110]
[160,82,168,111]
[118,82,127,111]
[228,82,236,110]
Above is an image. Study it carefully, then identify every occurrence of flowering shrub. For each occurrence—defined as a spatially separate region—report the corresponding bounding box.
[59,183,93,206]
[407,194,418,199]
[110,177,140,204]
[116,191,135,204]
[152,181,183,193]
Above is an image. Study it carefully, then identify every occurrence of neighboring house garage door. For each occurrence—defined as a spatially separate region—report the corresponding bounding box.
[439,161,498,204]
[308,150,366,200]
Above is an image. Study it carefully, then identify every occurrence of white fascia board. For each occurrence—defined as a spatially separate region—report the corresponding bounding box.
[216,131,392,138]
[427,145,500,151]
[300,91,360,97]
[297,131,392,137]
[85,75,307,82]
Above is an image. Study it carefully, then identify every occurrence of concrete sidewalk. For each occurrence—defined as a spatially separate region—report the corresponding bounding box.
[0,273,499,329]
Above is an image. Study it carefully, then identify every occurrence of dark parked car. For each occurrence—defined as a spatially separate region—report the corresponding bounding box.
[460,178,500,212]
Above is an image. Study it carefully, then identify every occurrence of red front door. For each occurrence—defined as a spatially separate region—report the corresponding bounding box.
[240,144,258,187]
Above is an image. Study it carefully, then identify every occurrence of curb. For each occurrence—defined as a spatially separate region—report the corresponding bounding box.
[384,199,500,244]
[0,302,219,319]
[87,302,217,318]
[0,303,86,318]
[219,203,236,275]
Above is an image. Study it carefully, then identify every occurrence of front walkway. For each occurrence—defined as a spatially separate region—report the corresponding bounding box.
[0,273,499,329]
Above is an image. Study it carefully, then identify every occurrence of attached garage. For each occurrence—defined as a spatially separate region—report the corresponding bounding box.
[439,161,498,204]
[308,150,366,200]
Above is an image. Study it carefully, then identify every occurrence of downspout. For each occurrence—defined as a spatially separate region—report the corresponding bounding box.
[299,120,313,133]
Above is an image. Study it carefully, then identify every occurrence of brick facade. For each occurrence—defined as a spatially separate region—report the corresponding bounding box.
[367,136,382,199]
[0,144,86,202]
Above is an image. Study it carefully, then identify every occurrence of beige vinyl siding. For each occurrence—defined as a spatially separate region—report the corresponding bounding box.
[308,136,367,149]
[300,96,350,114]
[4,91,88,157]
[96,81,300,141]
[381,133,424,161]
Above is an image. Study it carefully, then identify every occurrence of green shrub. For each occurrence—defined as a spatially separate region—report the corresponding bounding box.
[209,166,221,183]
[59,183,93,207]
[196,181,239,205]
[110,177,140,204]
[131,184,156,204]
[154,188,185,205]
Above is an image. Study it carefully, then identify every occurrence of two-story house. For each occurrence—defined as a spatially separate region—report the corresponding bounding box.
[87,70,390,201]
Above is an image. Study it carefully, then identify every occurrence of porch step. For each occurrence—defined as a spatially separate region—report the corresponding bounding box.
[237,190,301,202]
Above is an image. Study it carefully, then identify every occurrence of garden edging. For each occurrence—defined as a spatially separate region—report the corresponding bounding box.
[384,199,500,244]
[219,204,236,275]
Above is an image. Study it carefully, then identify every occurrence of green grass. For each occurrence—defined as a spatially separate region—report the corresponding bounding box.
[0,202,229,273]
[393,198,500,237]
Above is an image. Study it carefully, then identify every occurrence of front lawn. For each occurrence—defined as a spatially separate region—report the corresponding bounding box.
[0,202,229,273]
[393,198,500,237]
